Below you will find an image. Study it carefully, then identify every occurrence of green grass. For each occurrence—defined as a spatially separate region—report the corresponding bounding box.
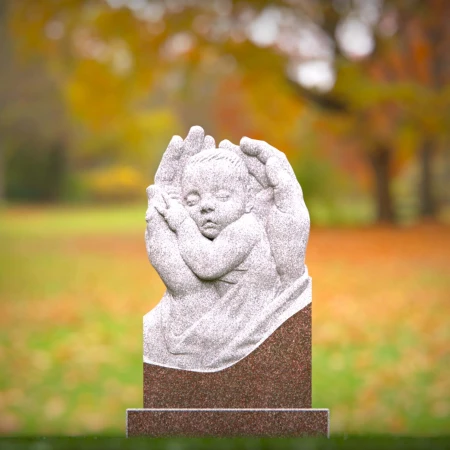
[0,204,144,236]
[2,436,450,450]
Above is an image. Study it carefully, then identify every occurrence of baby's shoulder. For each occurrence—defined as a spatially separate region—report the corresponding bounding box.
[233,212,263,236]
[233,211,256,226]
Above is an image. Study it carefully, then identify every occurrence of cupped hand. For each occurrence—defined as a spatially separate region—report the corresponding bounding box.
[241,137,310,287]
[220,137,310,288]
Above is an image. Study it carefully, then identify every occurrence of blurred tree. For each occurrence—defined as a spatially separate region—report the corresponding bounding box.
[7,0,305,184]
[282,0,449,222]
[7,0,449,219]
[4,0,183,202]
[397,1,450,220]
[0,0,71,202]
[0,0,8,203]
[330,0,450,221]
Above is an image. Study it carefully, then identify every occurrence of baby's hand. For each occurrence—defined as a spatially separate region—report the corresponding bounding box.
[154,190,189,232]
[146,185,182,222]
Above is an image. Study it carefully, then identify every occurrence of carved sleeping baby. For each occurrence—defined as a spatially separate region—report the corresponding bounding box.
[155,149,281,297]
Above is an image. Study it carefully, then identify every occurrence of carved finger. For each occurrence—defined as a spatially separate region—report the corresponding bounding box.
[240,137,271,161]
[173,126,205,186]
[240,137,295,179]
[160,189,175,209]
[153,189,172,216]
[183,125,205,156]
[146,184,162,208]
[145,206,154,222]
[154,135,183,186]
[146,185,156,202]
[203,135,216,150]
[165,185,181,195]
[167,188,181,201]
[266,157,302,212]
[147,184,166,205]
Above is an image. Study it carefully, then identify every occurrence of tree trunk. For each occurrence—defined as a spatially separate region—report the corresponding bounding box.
[47,139,67,202]
[419,138,436,220]
[0,141,4,204]
[368,146,395,223]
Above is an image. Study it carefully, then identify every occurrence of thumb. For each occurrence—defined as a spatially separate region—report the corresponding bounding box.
[160,190,173,209]
[266,157,299,212]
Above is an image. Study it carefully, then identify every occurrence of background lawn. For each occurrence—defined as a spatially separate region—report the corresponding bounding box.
[0,205,449,436]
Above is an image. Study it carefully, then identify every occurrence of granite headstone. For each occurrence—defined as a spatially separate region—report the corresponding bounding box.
[126,126,329,437]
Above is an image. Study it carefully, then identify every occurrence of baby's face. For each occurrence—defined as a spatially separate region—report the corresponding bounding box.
[182,161,247,239]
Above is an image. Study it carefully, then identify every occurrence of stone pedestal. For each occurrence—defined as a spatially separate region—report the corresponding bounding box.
[127,409,329,437]
[126,305,330,437]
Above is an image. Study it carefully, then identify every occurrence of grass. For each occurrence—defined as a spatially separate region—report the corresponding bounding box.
[2,436,450,450]
[0,205,449,437]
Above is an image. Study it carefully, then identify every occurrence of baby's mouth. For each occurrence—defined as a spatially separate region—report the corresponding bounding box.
[202,219,216,228]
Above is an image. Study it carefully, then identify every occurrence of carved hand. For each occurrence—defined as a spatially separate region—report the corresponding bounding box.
[145,185,181,223]
[153,190,189,232]
[220,137,310,289]
[241,137,310,286]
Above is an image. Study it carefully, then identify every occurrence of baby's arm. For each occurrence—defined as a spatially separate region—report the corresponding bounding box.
[154,191,259,280]
[145,185,206,296]
[176,214,258,280]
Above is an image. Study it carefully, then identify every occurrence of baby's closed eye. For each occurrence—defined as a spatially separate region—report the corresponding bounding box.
[216,190,231,201]
[185,193,200,206]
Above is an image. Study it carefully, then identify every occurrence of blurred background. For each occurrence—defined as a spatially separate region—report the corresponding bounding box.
[0,0,449,437]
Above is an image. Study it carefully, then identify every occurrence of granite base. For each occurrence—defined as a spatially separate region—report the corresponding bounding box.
[126,408,329,437]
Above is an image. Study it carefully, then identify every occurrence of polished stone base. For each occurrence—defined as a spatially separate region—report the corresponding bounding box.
[126,408,329,437]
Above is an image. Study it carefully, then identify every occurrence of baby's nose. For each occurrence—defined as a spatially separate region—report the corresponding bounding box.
[200,197,215,213]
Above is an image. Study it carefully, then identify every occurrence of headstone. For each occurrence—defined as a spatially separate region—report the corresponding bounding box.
[126,126,329,437]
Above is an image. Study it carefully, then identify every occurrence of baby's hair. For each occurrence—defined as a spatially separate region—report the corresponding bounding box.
[184,148,250,186]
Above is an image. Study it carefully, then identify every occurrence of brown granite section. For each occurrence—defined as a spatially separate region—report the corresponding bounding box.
[144,304,311,409]
[127,409,329,437]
